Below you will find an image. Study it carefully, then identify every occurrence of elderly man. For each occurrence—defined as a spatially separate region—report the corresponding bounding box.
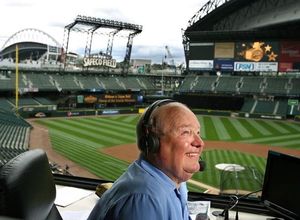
[88,99,205,220]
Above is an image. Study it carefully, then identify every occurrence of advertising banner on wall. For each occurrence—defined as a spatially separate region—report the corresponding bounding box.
[214,42,235,58]
[279,62,293,72]
[235,41,279,62]
[189,42,214,60]
[234,62,278,72]
[189,60,214,70]
[280,41,300,62]
[234,62,256,71]
[214,59,234,71]
[279,62,300,72]
[256,62,278,72]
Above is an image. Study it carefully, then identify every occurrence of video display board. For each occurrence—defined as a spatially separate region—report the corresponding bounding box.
[235,41,279,62]
[279,41,300,72]
[186,40,300,73]
[98,94,136,104]
[280,41,300,62]
[76,94,138,108]
[189,42,214,60]
[214,42,235,58]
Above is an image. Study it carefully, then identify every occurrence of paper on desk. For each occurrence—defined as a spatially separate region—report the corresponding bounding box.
[60,210,91,220]
[188,201,210,220]
[55,186,94,207]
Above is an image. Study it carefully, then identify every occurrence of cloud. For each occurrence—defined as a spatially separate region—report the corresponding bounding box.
[92,8,126,21]
[0,0,208,65]
[3,1,33,7]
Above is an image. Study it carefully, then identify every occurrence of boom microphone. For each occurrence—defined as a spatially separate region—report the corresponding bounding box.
[199,159,206,171]
[212,189,262,219]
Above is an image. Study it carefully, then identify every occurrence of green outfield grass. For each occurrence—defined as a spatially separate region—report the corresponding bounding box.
[35,115,300,193]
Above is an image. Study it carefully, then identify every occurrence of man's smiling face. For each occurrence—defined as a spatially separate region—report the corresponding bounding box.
[152,103,205,185]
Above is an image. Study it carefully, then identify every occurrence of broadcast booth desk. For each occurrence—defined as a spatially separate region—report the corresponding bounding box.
[56,150,300,220]
[55,185,276,220]
[1,149,297,220]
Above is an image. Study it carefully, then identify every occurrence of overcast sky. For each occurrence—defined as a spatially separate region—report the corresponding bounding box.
[0,0,207,65]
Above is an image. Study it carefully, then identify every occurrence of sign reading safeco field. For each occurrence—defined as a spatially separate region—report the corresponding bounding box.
[83,57,117,68]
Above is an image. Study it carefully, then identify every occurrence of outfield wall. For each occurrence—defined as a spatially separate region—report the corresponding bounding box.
[19,108,139,118]
[19,105,286,121]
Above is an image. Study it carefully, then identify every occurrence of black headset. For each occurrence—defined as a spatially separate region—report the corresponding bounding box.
[136,99,175,155]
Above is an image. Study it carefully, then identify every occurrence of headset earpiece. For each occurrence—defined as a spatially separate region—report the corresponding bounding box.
[144,129,160,154]
[137,99,175,155]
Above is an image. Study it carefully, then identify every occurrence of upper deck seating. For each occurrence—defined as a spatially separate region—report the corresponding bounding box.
[215,76,241,93]
[239,77,263,94]
[263,77,289,95]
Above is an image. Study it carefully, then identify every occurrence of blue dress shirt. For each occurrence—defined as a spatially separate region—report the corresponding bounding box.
[88,156,191,220]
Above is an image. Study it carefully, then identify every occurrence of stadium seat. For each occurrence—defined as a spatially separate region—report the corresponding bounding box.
[0,149,62,220]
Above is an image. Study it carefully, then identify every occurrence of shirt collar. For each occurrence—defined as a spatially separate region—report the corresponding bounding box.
[137,155,183,192]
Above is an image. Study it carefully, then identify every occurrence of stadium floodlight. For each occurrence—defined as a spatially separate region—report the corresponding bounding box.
[62,15,142,74]
[67,15,142,33]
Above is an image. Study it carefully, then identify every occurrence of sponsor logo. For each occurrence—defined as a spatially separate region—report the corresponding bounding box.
[102,110,119,115]
[84,95,97,104]
[234,62,255,71]
[35,112,46,118]
[67,112,80,117]
[83,57,117,68]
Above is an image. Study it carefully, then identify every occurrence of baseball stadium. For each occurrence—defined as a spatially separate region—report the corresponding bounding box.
[1,0,300,219]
